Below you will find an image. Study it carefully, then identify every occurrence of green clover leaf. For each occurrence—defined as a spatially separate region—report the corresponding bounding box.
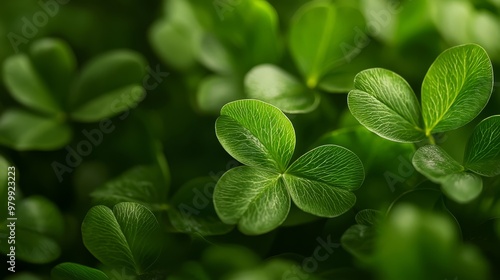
[214,99,364,234]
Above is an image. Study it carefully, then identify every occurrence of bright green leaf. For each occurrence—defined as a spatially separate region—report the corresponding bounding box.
[81,202,163,274]
[0,109,71,151]
[169,177,233,236]
[421,44,493,134]
[3,54,60,114]
[214,166,290,235]
[29,38,76,105]
[0,196,64,264]
[348,68,424,143]
[69,50,146,111]
[196,75,243,114]
[91,165,168,211]
[441,172,483,204]
[52,263,109,280]
[289,1,365,88]
[464,115,500,177]
[412,145,463,182]
[284,145,364,217]
[215,99,295,172]
[245,64,320,114]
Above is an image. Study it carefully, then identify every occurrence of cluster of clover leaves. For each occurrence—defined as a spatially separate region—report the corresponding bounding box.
[212,43,499,236]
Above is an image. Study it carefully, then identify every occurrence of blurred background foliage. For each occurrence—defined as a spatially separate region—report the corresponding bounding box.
[0,0,499,279]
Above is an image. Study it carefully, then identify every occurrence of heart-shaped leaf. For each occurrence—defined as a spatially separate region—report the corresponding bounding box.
[245,64,320,114]
[348,68,424,143]
[412,145,463,182]
[464,115,500,177]
[91,165,169,210]
[284,145,364,217]
[52,263,109,280]
[0,109,71,151]
[214,167,290,235]
[0,196,64,264]
[421,44,493,134]
[81,202,163,275]
[169,177,234,236]
[215,100,364,234]
[289,1,365,88]
[215,99,295,172]
[69,51,147,116]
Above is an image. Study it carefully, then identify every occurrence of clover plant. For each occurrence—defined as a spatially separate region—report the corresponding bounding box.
[213,99,364,234]
[1,0,500,279]
[348,43,498,203]
[0,38,147,150]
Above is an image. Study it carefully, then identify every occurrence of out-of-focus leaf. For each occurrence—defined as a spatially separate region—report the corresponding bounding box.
[196,75,243,114]
[149,20,199,70]
[374,204,489,280]
[0,109,71,151]
[196,34,233,74]
[341,224,377,261]
[70,85,145,122]
[0,196,64,264]
[3,54,60,114]
[69,50,147,112]
[245,64,320,113]
[441,172,483,204]
[29,38,76,104]
[289,1,365,88]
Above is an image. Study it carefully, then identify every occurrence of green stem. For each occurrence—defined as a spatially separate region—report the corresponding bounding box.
[427,134,436,145]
